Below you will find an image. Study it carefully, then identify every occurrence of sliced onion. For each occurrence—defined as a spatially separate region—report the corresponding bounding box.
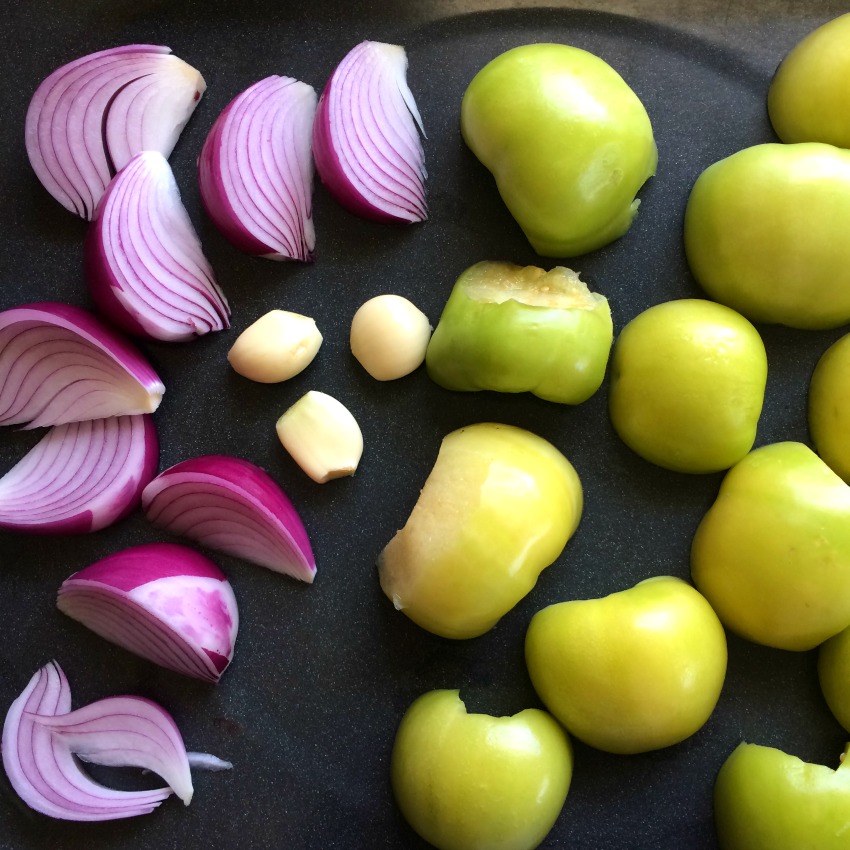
[0,302,165,428]
[312,41,427,223]
[30,695,193,805]
[57,543,239,682]
[198,76,317,261]
[0,414,157,534]
[142,455,316,582]
[1,661,171,820]
[86,151,230,342]
[26,45,206,220]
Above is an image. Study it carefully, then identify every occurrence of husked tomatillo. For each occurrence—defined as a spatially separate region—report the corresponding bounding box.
[685,142,850,329]
[461,43,657,257]
[525,576,727,754]
[391,690,572,850]
[714,742,850,850]
[691,442,850,651]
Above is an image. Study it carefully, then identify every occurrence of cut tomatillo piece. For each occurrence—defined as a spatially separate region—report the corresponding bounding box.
[714,742,850,850]
[378,423,582,639]
[426,262,612,405]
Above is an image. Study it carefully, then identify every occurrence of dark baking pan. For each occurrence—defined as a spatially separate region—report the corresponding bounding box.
[0,2,846,848]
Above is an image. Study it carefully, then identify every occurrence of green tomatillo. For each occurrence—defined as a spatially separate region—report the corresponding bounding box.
[714,742,850,850]
[378,423,582,639]
[608,299,767,473]
[391,690,572,850]
[691,442,850,651]
[818,625,850,733]
[684,142,850,329]
[461,43,657,257]
[525,576,727,754]
[768,13,850,148]
[808,332,850,483]
[426,261,613,404]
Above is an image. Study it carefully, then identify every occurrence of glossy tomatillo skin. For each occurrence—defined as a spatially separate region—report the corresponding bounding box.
[691,442,850,651]
[461,44,657,257]
[608,299,767,473]
[818,626,850,733]
[684,143,850,329]
[808,333,850,483]
[426,261,613,404]
[768,13,850,148]
[714,742,850,850]
[525,576,727,754]
[378,423,582,639]
[391,690,572,850]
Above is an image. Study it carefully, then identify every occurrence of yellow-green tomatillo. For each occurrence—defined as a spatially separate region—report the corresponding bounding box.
[684,142,850,329]
[525,576,727,755]
[818,626,850,733]
[714,742,850,850]
[426,262,613,404]
[691,442,850,651]
[391,690,572,850]
[608,299,767,474]
[378,423,582,639]
[808,333,850,483]
[768,13,850,148]
[461,43,657,257]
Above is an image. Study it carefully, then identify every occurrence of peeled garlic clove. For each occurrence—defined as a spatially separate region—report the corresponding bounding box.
[350,295,431,381]
[228,310,322,383]
[276,391,363,483]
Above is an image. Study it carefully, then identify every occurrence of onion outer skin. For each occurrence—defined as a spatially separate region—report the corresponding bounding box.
[0,302,165,429]
[57,543,239,683]
[312,41,427,223]
[25,45,206,220]
[0,414,158,535]
[86,151,230,342]
[142,455,317,582]
[1,661,171,821]
[187,752,232,771]
[198,76,317,261]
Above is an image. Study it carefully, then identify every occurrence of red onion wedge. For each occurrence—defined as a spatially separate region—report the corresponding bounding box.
[142,455,316,582]
[1,661,171,820]
[57,543,239,682]
[26,45,206,220]
[0,414,157,535]
[198,76,317,261]
[30,695,194,806]
[0,303,165,429]
[312,41,427,223]
[86,151,230,342]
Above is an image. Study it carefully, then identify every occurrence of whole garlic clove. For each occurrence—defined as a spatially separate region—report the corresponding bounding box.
[228,310,322,383]
[276,391,363,483]
[350,295,431,381]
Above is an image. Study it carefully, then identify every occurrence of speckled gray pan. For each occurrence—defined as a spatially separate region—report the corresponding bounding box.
[0,1,848,848]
